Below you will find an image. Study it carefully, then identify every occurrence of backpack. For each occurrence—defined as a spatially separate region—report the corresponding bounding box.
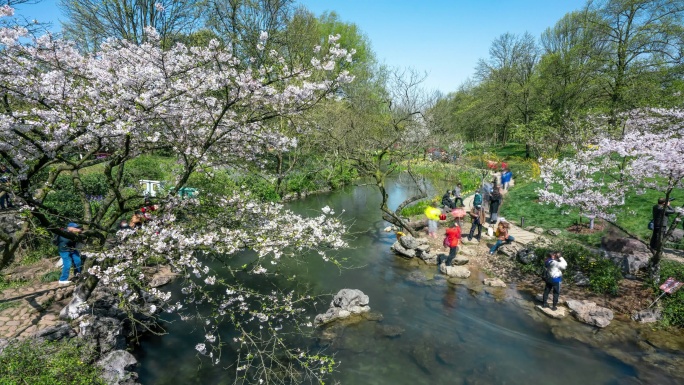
[473,193,482,207]
[541,265,552,283]
[443,236,450,248]
[51,233,60,246]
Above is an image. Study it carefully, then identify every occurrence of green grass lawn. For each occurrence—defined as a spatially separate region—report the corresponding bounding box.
[499,177,684,247]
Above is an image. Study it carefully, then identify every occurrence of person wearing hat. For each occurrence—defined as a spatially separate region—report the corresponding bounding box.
[55,222,83,284]
[467,204,484,242]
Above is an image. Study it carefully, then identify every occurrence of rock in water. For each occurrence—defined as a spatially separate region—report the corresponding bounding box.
[566,299,614,328]
[483,278,506,288]
[392,241,416,258]
[314,289,371,326]
[536,305,567,319]
[399,235,420,250]
[439,264,471,278]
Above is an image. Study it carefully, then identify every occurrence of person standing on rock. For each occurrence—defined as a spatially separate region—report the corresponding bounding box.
[542,251,567,311]
[444,222,461,265]
[650,197,675,251]
[489,220,514,254]
[425,203,441,238]
[467,204,484,242]
[55,223,83,284]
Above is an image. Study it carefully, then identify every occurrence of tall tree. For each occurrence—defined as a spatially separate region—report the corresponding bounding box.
[0,7,356,381]
[535,11,605,152]
[585,0,684,128]
[476,32,540,145]
[59,0,204,51]
[312,67,435,236]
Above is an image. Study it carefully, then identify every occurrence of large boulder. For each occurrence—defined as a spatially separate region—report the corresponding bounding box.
[96,350,139,385]
[566,299,614,328]
[392,241,416,258]
[547,228,562,236]
[77,315,127,354]
[498,243,522,259]
[666,229,684,243]
[399,235,420,250]
[536,305,567,319]
[603,251,650,275]
[32,322,76,341]
[314,289,370,326]
[573,271,590,287]
[439,264,471,278]
[601,236,650,255]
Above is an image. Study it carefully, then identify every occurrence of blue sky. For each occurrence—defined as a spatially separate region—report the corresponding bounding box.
[15,0,586,94]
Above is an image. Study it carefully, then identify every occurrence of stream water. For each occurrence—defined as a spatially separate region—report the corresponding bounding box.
[135,178,679,384]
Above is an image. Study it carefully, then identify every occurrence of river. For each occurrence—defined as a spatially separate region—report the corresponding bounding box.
[135,177,679,384]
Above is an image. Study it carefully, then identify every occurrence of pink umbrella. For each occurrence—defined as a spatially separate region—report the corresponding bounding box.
[451,208,466,218]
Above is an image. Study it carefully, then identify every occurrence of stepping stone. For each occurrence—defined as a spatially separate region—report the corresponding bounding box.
[536,305,567,319]
[483,278,506,287]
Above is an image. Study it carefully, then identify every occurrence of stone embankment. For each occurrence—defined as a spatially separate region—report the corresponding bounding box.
[0,265,176,385]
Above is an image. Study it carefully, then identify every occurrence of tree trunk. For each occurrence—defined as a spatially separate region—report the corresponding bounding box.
[375,178,422,237]
[60,274,99,320]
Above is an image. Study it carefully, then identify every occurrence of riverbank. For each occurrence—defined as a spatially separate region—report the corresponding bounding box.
[393,204,684,383]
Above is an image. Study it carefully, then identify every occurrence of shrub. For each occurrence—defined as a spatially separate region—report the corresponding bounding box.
[0,338,106,385]
[124,154,168,182]
[655,261,684,327]
[41,271,61,283]
[530,241,623,295]
[327,162,357,189]
[242,175,280,202]
[400,199,433,217]
[586,258,623,295]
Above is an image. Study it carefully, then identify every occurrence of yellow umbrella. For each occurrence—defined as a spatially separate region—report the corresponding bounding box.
[424,207,441,221]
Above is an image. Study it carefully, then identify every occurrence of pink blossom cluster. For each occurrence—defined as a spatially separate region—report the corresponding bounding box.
[539,108,684,219]
[0,12,355,177]
[85,192,347,360]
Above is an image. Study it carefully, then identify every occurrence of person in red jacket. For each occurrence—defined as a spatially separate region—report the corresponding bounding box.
[444,222,461,266]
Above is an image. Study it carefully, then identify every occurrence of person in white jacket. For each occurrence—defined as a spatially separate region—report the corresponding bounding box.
[542,251,567,311]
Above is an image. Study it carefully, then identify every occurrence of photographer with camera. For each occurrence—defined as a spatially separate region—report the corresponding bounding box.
[650,197,675,251]
[542,251,567,311]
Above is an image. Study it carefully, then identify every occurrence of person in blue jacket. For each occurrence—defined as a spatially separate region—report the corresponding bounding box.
[542,251,568,311]
[55,223,83,284]
[501,168,513,190]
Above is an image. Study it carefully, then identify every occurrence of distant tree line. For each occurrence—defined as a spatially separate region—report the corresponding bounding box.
[429,0,684,157]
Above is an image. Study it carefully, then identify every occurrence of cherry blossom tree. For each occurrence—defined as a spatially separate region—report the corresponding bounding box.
[539,108,684,280]
[0,5,355,382]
